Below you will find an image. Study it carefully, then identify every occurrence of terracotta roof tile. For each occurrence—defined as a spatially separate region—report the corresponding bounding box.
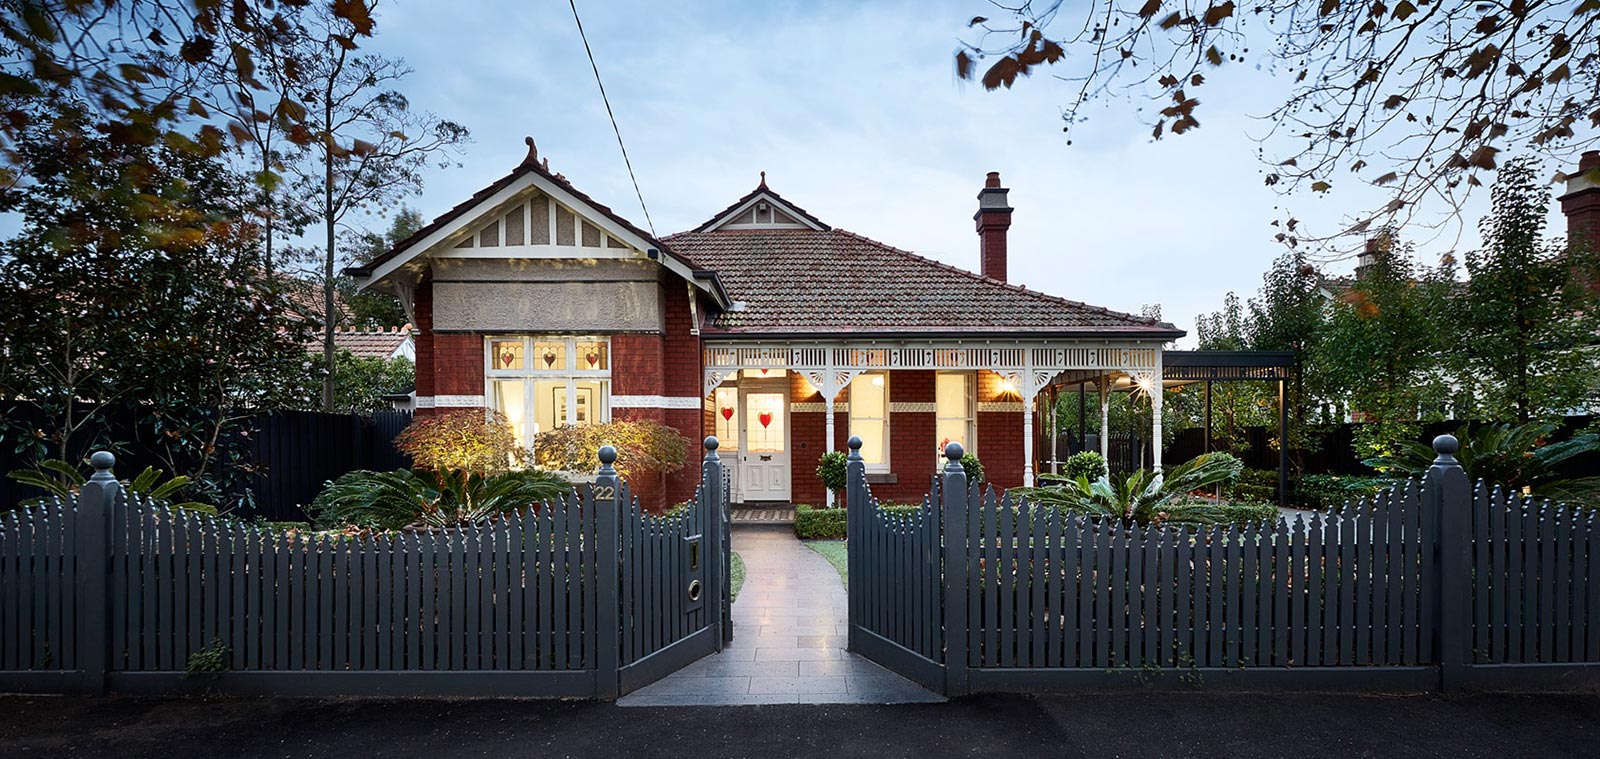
[308,327,413,359]
[662,228,1180,337]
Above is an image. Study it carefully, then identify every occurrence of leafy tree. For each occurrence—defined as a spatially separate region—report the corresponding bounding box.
[1315,235,1454,457]
[0,1,378,258]
[340,207,423,329]
[0,119,314,507]
[295,1,469,411]
[956,1,1600,245]
[1455,158,1600,422]
[317,351,414,416]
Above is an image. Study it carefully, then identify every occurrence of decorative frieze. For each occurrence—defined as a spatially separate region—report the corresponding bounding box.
[611,395,703,410]
[415,395,486,409]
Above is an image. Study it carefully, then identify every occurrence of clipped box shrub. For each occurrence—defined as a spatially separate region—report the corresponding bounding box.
[794,504,846,539]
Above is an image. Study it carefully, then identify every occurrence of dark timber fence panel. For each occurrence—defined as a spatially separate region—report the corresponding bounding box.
[0,442,743,699]
[848,434,1600,695]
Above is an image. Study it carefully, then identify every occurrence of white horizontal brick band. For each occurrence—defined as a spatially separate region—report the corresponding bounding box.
[978,401,1025,412]
[888,402,936,413]
[611,395,702,410]
[415,395,485,409]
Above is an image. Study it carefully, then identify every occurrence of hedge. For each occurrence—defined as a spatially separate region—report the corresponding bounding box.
[794,504,846,539]
[793,502,923,539]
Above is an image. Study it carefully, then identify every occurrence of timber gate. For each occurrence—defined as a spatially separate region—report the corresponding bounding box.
[0,441,730,698]
[846,436,1600,695]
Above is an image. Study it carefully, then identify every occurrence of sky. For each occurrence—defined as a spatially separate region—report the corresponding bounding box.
[335,0,1570,345]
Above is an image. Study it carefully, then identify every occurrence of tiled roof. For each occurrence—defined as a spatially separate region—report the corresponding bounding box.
[662,228,1181,337]
[689,182,830,232]
[308,326,414,359]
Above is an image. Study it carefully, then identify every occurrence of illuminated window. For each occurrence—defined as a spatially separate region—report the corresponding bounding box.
[849,372,889,471]
[935,372,975,461]
[713,387,740,450]
[485,336,611,450]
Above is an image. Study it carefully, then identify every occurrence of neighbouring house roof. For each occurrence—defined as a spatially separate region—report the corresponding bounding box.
[308,326,415,360]
[663,221,1181,338]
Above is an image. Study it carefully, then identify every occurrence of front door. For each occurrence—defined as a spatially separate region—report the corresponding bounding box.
[738,387,790,502]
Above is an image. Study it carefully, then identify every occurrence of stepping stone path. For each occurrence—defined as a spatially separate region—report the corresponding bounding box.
[618,525,944,706]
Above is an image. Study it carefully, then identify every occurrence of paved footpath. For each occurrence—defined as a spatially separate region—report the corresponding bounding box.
[618,525,942,706]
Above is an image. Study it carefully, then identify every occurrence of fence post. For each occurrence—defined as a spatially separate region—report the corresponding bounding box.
[75,451,116,695]
[594,445,621,699]
[845,436,865,653]
[1426,434,1471,693]
[941,442,969,697]
[701,436,726,650]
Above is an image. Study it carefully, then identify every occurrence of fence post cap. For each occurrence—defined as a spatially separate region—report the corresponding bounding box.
[597,445,618,466]
[89,451,115,475]
[944,441,965,463]
[846,436,863,460]
[1432,434,1460,457]
[703,436,719,452]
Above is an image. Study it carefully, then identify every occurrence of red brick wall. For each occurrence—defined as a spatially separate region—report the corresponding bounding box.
[413,282,436,407]
[977,370,1024,491]
[660,283,703,506]
[881,370,935,503]
[789,372,827,506]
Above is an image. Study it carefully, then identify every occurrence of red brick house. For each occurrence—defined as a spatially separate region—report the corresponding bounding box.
[349,140,1182,507]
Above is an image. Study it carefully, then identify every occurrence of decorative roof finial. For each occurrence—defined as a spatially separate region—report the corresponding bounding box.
[759,170,767,189]
[522,136,538,166]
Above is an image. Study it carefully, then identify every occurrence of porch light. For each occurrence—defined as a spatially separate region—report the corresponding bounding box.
[1136,375,1155,393]
[997,378,1019,399]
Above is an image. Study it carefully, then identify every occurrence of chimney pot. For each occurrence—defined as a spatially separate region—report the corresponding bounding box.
[985,171,1001,188]
[1581,151,1600,172]
[974,171,1013,282]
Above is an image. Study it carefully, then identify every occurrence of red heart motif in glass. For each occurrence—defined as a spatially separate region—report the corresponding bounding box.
[758,411,773,428]
[500,351,515,367]
[759,368,769,375]
[585,352,599,368]
[720,407,734,421]
[542,351,557,368]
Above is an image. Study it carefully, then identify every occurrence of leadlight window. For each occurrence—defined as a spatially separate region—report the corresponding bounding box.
[486,336,611,450]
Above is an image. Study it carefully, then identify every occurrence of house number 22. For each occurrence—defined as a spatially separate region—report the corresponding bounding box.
[593,485,616,501]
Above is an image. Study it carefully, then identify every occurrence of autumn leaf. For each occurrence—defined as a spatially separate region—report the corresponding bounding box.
[331,0,377,36]
[1138,0,1162,18]
[1203,2,1235,26]
[1312,180,1332,192]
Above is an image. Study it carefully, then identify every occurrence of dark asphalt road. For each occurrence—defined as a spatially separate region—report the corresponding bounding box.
[1,691,1595,758]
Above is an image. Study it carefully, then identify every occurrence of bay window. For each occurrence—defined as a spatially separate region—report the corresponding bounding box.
[486,336,611,449]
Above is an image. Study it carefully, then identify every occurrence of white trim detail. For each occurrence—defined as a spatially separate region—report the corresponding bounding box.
[415,395,486,409]
[978,401,1025,412]
[791,402,848,413]
[611,395,702,410]
[888,402,936,413]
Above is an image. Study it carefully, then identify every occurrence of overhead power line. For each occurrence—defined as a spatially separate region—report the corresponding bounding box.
[567,0,656,237]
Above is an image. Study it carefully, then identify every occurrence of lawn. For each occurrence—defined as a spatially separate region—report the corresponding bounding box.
[730,551,746,601]
[804,540,848,585]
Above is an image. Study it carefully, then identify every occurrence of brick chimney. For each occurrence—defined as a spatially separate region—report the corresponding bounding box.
[1559,150,1600,251]
[974,171,1012,282]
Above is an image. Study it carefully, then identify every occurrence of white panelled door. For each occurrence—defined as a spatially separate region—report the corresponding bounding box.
[739,389,790,502]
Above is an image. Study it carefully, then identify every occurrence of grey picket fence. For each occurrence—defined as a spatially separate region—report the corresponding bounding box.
[846,436,1600,694]
[0,442,729,697]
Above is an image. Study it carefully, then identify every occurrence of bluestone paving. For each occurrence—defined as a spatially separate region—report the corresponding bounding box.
[618,525,943,706]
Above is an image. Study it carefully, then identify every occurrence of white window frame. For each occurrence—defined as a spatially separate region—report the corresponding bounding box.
[849,371,890,473]
[484,336,612,451]
[935,371,976,462]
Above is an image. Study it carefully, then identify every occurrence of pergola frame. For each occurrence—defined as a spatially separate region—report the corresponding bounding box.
[702,338,1169,501]
[1042,349,1296,507]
